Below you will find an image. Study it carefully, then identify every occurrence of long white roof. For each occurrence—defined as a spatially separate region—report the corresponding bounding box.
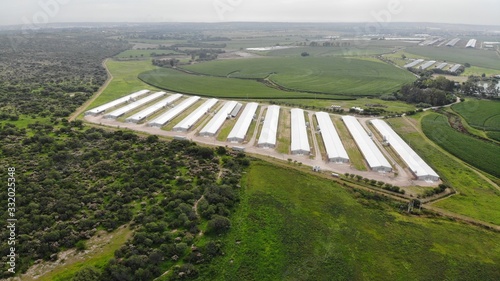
[371,119,439,179]
[126,93,183,122]
[450,64,462,73]
[342,116,391,170]
[200,101,240,135]
[173,98,219,131]
[420,60,436,70]
[436,63,448,69]
[85,89,150,115]
[104,91,166,119]
[258,105,280,147]
[315,112,349,161]
[466,39,477,48]
[227,102,259,141]
[404,59,424,68]
[290,108,310,153]
[148,96,200,126]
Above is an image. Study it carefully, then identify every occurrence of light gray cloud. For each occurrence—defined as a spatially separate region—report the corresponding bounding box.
[0,0,498,26]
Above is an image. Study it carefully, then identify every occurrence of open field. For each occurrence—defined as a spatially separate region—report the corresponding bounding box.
[138,67,350,100]
[87,60,159,110]
[405,46,500,71]
[114,49,184,59]
[452,100,500,131]
[388,115,500,225]
[422,113,500,178]
[195,160,500,281]
[182,57,416,96]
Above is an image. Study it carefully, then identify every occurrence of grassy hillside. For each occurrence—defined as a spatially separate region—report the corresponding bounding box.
[182,57,416,96]
[196,161,500,281]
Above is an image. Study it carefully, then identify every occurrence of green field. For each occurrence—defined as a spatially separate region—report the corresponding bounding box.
[405,46,500,71]
[138,67,350,100]
[181,57,416,96]
[196,161,500,281]
[114,49,183,59]
[452,100,500,131]
[87,60,159,110]
[388,116,500,225]
[422,113,500,178]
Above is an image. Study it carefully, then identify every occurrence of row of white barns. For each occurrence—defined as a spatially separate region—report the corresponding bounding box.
[104,91,167,119]
[290,108,310,155]
[85,90,150,116]
[148,96,201,127]
[199,101,241,137]
[342,116,392,172]
[370,119,439,181]
[126,94,182,123]
[227,102,259,142]
[173,98,219,132]
[258,105,280,148]
[315,112,349,163]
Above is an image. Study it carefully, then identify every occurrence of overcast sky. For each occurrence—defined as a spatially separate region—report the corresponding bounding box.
[1,0,499,27]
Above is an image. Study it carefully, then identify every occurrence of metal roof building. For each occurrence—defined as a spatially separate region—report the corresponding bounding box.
[404,59,424,68]
[371,119,439,181]
[450,64,462,73]
[148,96,200,127]
[126,93,182,123]
[315,112,349,163]
[342,116,392,172]
[173,98,218,132]
[436,63,448,70]
[258,105,280,148]
[199,101,240,137]
[104,91,166,119]
[420,60,436,70]
[446,38,461,47]
[466,39,477,48]
[290,108,310,155]
[85,89,150,116]
[230,103,243,118]
[227,102,259,143]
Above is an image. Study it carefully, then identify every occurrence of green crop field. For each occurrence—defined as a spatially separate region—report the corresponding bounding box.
[422,113,500,178]
[138,67,351,100]
[196,161,500,281]
[452,100,500,131]
[181,57,416,96]
[405,46,500,71]
[388,115,500,225]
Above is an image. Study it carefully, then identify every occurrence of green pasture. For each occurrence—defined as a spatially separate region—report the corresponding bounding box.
[452,100,500,131]
[138,67,350,100]
[181,57,415,96]
[196,161,500,281]
[387,115,500,225]
[86,60,159,110]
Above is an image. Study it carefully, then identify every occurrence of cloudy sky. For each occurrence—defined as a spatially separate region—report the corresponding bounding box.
[1,0,499,26]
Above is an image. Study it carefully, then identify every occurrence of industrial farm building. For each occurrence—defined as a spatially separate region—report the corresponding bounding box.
[342,116,392,172]
[404,59,424,68]
[419,61,436,70]
[104,91,167,119]
[85,90,150,116]
[126,93,182,123]
[258,105,280,148]
[227,102,259,143]
[148,96,200,127]
[315,112,349,163]
[199,101,241,137]
[446,38,461,47]
[290,108,310,155]
[435,63,448,70]
[173,98,218,132]
[466,39,477,48]
[371,119,439,181]
[450,64,462,73]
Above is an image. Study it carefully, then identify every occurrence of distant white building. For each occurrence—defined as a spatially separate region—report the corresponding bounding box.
[258,105,280,148]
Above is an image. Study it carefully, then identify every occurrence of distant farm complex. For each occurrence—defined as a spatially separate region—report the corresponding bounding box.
[85,90,441,184]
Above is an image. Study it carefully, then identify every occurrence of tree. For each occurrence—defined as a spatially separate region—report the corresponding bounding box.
[207,215,231,234]
[301,52,310,57]
[71,266,101,281]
